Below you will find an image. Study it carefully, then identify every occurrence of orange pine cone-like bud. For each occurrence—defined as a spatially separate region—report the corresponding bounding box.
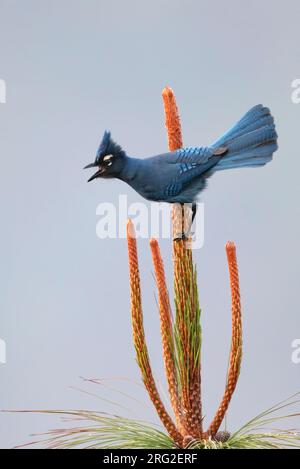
[206,241,242,437]
[127,220,183,446]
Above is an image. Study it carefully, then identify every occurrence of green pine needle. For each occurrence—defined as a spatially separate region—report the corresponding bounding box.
[14,392,300,449]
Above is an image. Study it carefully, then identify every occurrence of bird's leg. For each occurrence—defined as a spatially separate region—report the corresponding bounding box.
[174,203,197,241]
[181,203,187,240]
[192,202,197,224]
[184,203,197,238]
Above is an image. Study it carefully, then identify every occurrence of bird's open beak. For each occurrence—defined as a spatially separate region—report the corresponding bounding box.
[83,162,97,169]
[84,163,105,182]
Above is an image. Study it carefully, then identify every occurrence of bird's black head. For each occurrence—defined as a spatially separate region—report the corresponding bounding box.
[84,131,126,182]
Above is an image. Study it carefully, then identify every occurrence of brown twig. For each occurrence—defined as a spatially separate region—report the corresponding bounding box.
[126,219,183,446]
[206,241,242,437]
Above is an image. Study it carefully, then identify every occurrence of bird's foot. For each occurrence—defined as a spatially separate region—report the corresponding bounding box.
[173,232,186,242]
[173,232,194,242]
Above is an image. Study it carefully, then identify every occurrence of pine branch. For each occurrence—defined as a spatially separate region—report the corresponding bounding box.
[162,86,203,438]
[173,243,202,438]
[126,220,183,446]
[206,241,242,437]
[149,238,184,434]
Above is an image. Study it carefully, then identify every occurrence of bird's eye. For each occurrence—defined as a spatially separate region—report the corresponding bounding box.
[103,154,113,162]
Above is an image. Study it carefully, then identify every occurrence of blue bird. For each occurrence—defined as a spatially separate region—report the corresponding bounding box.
[84,105,278,237]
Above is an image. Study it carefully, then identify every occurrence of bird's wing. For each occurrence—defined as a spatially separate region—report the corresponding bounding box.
[162,146,226,200]
[167,145,227,163]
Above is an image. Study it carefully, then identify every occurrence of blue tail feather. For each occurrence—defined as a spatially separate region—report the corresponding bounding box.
[210,105,278,171]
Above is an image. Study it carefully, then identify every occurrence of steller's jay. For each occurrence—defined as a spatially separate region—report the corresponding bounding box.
[84,105,278,238]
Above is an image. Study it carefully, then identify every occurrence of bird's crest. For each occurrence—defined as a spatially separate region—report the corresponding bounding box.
[95,131,126,164]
